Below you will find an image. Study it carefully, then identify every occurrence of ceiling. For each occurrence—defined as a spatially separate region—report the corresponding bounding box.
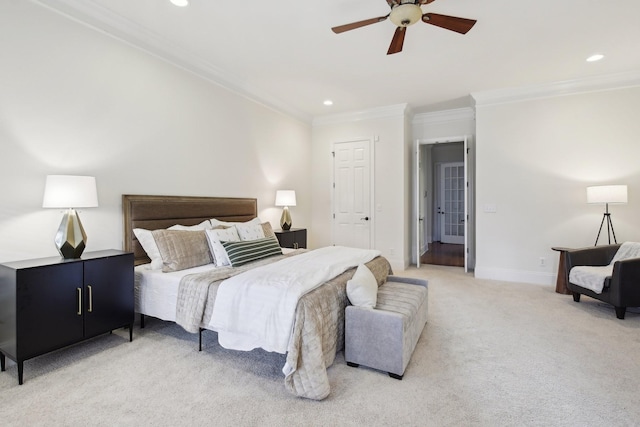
[37,0,640,122]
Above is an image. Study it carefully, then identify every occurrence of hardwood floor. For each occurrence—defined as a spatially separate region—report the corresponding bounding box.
[420,242,464,267]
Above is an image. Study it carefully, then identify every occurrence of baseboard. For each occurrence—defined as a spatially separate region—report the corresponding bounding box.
[474,267,555,286]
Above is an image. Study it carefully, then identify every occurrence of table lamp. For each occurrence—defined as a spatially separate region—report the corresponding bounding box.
[275,190,296,231]
[43,175,99,258]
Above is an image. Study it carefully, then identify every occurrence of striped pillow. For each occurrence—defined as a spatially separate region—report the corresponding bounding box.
[221,237,282,267]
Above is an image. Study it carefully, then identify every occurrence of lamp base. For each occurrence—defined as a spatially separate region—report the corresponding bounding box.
[280,206,292,231]
[54,209,87,259]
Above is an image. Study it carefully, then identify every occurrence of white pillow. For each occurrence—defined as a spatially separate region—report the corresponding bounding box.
[205,226,241,267]
[133,228,163,270]
[168,219,212,231]
[210,217,260,228]
[346,264,378,308]
[236,222,266,241]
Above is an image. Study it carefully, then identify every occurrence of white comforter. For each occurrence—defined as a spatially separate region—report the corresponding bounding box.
[208,246,380,356]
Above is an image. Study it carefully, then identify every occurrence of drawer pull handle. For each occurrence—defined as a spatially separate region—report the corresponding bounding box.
[87,285,93,313]
[76,288,82,315]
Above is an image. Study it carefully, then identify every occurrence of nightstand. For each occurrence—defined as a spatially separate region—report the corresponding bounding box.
[0,250,134,384]
[275,228,307,249]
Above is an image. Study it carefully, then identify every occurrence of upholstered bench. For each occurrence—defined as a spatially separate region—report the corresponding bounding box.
[345,275,428,380]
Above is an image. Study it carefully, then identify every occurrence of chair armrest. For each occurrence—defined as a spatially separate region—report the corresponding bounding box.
[565,245,620,270]
[611,258,640,301]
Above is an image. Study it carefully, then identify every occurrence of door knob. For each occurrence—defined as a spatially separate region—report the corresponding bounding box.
[361,216,369,221]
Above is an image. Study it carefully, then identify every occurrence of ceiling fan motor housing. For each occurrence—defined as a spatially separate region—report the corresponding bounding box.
[390,3,423,27]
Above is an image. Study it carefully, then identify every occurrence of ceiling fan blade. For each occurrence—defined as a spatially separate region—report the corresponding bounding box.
[332,15,389,34]
[387,26,406,55]
[422,13,477,34]
[418,0,437,4]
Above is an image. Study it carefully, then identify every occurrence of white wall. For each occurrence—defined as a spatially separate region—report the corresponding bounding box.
[474,86,640,285]
[311,105,409,271]
[0,1,311,262]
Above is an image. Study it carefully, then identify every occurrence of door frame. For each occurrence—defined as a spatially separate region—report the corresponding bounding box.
[331,137,375,249]
[415,136,472,271]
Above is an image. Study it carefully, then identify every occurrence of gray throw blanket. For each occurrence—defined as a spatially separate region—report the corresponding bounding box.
[174,252,392,400]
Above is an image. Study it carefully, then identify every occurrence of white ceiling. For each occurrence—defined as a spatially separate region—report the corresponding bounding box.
[37,0,640,122]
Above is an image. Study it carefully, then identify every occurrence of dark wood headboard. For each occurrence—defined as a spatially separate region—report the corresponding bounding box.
[122,194,258,266]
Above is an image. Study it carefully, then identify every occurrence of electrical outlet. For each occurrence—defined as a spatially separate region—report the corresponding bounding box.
[539,257,545,267]
[389,248,395,256]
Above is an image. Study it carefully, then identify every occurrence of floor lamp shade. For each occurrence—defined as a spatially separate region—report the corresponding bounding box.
[43,175,99,259]
[586,185,628,204]
[586,185,627,246]
[275,190,296,231]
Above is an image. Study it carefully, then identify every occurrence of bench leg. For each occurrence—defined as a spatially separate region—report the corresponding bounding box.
[572,292,581,302]
[346,362,359,368]
[615,306,626,320]
[388,372,403,380]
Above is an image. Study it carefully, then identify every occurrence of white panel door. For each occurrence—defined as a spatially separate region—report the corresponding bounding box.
[440,162,465,245]
[333,140,371,249]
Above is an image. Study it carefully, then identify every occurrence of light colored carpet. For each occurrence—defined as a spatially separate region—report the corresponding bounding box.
[1,265,639,426]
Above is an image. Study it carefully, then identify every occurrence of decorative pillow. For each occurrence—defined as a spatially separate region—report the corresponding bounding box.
[205,226,241,267]
[346,264,378,308]
[221,237,283,267]
[151,230,212,273]
[261,222,276,239]
[168,219,212,231]
[133,228,163,270]
[236,222,266,241]
[133,221,212,270]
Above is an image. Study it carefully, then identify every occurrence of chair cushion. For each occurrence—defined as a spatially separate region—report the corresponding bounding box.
[569,265,612,294]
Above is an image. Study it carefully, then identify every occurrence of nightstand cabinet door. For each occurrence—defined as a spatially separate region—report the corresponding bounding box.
[275,228,307,249]
[83,255,134,339]
[17,263,84,360]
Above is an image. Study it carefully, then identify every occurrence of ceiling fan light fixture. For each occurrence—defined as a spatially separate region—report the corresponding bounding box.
[586,54,604,62]
[390,4,423,27]
[170,0,189,7]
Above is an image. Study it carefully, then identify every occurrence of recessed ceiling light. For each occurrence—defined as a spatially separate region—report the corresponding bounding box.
[586,54,604,62]
[323,100,333,106]
[170,0,189,7]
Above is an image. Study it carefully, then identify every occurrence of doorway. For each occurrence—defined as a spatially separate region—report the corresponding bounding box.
[415,137,472,270]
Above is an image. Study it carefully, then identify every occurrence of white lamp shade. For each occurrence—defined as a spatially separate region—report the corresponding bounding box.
[43,175,99,208]
[275,190,296,207]
[586,185,628,204]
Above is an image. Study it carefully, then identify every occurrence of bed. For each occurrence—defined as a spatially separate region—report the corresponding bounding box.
[123,194,392,400]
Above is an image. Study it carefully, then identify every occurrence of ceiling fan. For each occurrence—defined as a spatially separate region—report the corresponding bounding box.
[331,0,477,55]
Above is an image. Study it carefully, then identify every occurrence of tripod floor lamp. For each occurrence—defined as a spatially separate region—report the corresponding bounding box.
[587,185,627,246]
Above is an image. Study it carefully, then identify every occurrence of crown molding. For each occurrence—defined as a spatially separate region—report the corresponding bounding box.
[412,107,474,125]
[33,0,312,123]
[312,104,409,127]
[472,70,640,107]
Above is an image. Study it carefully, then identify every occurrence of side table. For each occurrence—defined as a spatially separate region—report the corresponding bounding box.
[551,247,572,295]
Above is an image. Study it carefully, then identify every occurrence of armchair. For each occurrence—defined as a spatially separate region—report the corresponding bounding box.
[565,244,640,319]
